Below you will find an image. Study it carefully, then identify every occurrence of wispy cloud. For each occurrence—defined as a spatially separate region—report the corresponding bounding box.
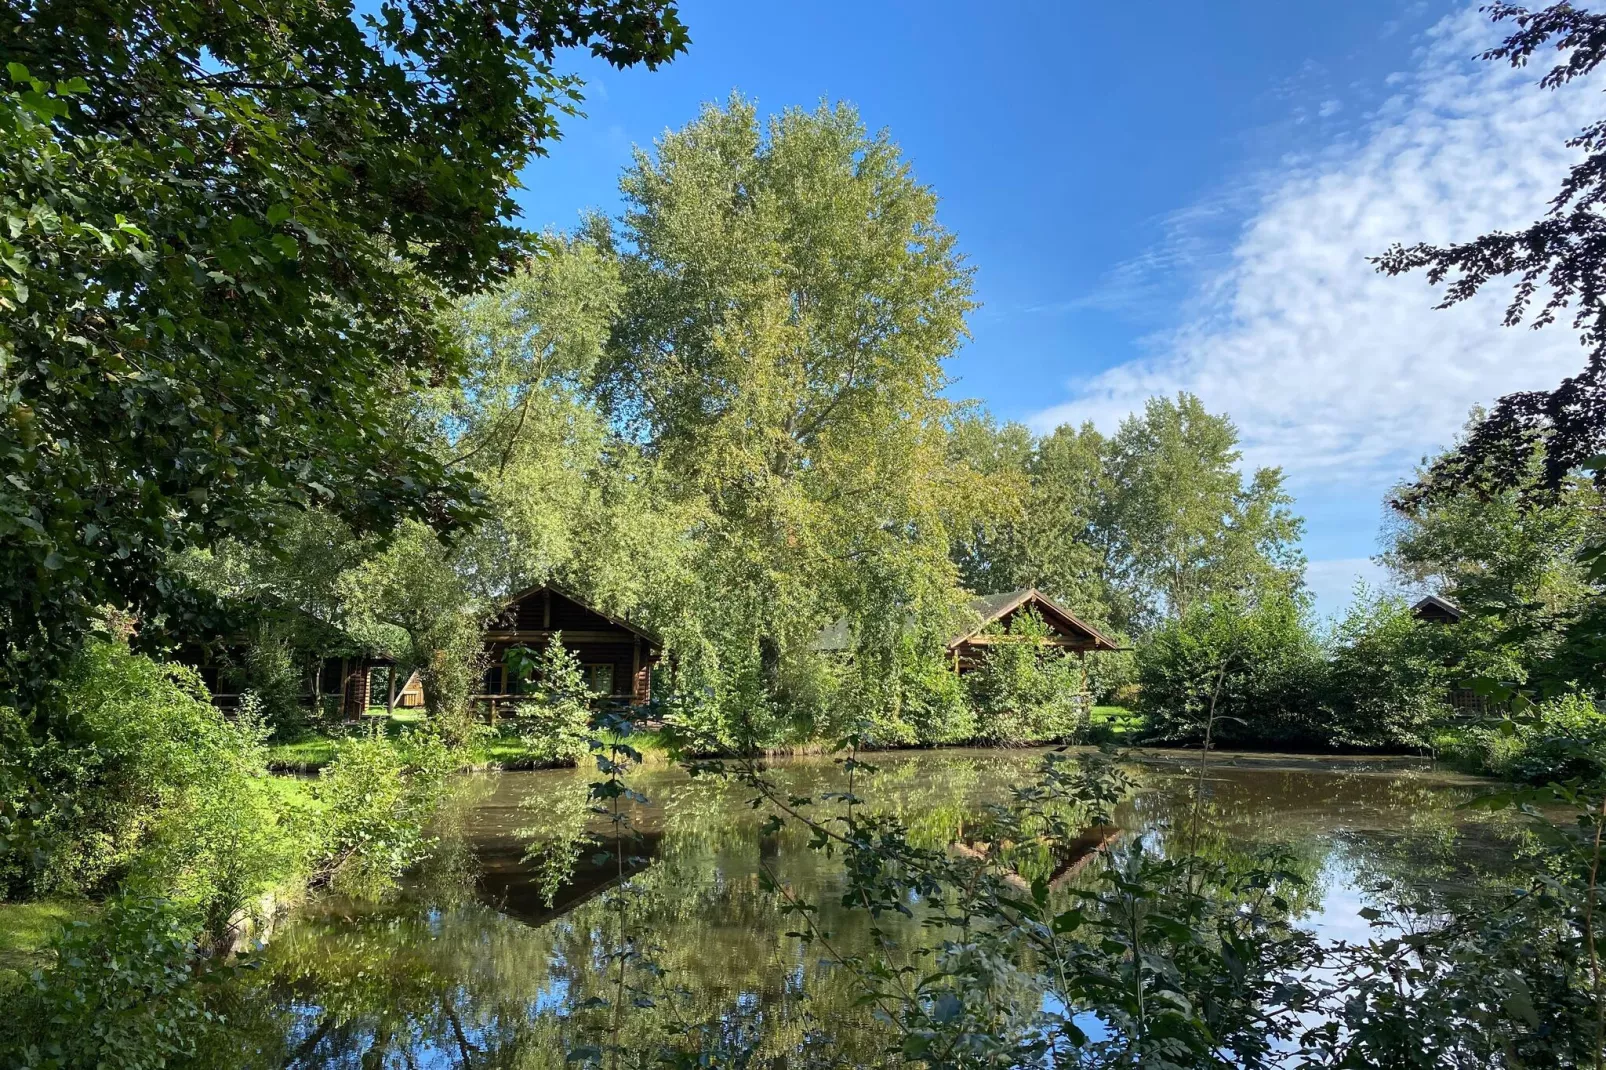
[1029,4,1596,489]
[1304,557,1391,619]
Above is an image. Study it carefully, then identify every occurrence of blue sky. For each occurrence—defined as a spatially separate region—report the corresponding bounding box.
[512,0,1596,616]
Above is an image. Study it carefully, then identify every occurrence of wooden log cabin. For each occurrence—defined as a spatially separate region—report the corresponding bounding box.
[814,587,1124,673]
[477,583,662,709]
[946,588,1124,672]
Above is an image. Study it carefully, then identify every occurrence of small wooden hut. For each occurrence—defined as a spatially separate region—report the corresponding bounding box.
[946,588,1124,673]
[477,583,661,708]
[813,587,1124,674]
[1410,594,1465,625]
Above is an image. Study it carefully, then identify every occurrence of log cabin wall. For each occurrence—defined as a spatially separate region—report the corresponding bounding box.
[481,585,659,703]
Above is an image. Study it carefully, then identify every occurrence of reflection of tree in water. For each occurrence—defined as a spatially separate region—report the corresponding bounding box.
[235,751,1527,1066]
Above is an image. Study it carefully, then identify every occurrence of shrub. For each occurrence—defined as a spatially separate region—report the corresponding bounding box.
[0,896,229,1070]
[3,638,293,903]
[1453,693,1606,785]
[902,653,975,745]
[504,635,595,765]
[125,695,307,946]
[308,728,453,899]
[966,611,1086,744]
[1137,593,1325,748]
[1084,644,1137,705]
[241,626,305,739]
[1321,591,1452,750]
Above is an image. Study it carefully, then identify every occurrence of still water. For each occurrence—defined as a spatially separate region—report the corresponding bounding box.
[255,749,1527,1066]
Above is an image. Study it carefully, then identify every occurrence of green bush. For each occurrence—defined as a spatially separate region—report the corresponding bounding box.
[1320,591,1452,749]
[1137,593,1325,748]
[1451,693,1606,785]
[241,626,306,739]
[901,652,975,745]
[125,694,306,945]
[0,896,229,1070]
[966,611,1086,744]
[308,728,453,899]
[2,639,292,903]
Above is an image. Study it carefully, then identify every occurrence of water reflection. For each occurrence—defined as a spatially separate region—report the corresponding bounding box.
[248,749,1529,1067]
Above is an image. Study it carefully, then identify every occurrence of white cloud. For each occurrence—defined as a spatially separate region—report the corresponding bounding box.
[1030,5,1597,489]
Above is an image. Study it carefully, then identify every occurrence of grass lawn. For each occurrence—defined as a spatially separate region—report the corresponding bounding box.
[1090,705,1143,738]
[0,900,93,988]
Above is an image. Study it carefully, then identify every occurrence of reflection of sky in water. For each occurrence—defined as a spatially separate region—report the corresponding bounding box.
[260,749,1525,1065]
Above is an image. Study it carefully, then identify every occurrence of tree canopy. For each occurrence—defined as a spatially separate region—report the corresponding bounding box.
[0,0,687,708]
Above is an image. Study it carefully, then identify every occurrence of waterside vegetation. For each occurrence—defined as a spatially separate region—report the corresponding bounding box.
[3,0,1606,1065]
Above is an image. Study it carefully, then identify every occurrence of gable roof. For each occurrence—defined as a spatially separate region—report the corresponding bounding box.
[811,589,1124,653]
[947,588,1124,652]
[491,582,662,646]
[1410,593,1465,623]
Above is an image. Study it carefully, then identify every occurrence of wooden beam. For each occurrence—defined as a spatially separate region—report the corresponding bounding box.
[484,629,650,645]
[959,635,1096,649]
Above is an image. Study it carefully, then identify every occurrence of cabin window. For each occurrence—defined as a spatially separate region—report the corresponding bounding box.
[483,664,506,695]
[583,664,614,695]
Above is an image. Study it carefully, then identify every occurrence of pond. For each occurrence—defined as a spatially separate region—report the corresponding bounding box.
[252,748,1530,1066]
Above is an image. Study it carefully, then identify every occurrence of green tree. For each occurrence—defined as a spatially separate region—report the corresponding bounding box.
[1103,393,1304,630]
[595,96,977,740]
[1381,425,1606,690]
[1322,588,1453,750]
[0,0,687,708]
[950,414,1116,623]
[1374,2,1606,495]
[338,520,486,729]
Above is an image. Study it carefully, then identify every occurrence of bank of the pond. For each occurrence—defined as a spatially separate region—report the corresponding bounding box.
[266,706,1144,773]
[261,703,1461,777]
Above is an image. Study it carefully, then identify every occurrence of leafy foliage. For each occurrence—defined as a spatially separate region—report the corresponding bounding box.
[1450,692,1606,785]
[0,0,686,707]
[1322,588,1454,750]
[1375,2,1606,495]
[505,635,597,765]
[0,896,233,1070]
[1137,592,1326,748]
[1,636,287,901]
[965,610,1088,744]
[308,728,453,900]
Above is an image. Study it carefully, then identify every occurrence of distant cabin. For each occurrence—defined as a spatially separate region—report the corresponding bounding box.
[479,583,661,705]
[947,588,1125,672]
[185,624,423,719]
[815,587,1123,673]
[1411,594,1465,625]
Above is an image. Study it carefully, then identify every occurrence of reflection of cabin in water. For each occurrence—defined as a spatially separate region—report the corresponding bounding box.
[815,587,1124,675]
[477,584,662,708]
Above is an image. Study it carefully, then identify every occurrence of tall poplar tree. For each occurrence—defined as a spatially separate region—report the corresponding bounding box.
[597,96,977,723]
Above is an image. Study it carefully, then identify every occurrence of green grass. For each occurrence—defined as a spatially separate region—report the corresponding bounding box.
[265,735,339,772]
[1089,705,1144,739]
[0,900,93,988]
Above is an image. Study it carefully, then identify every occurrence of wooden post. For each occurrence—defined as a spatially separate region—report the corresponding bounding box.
[632,637,641,702]
[1079,649,1089,718]
[543,589,551,629]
